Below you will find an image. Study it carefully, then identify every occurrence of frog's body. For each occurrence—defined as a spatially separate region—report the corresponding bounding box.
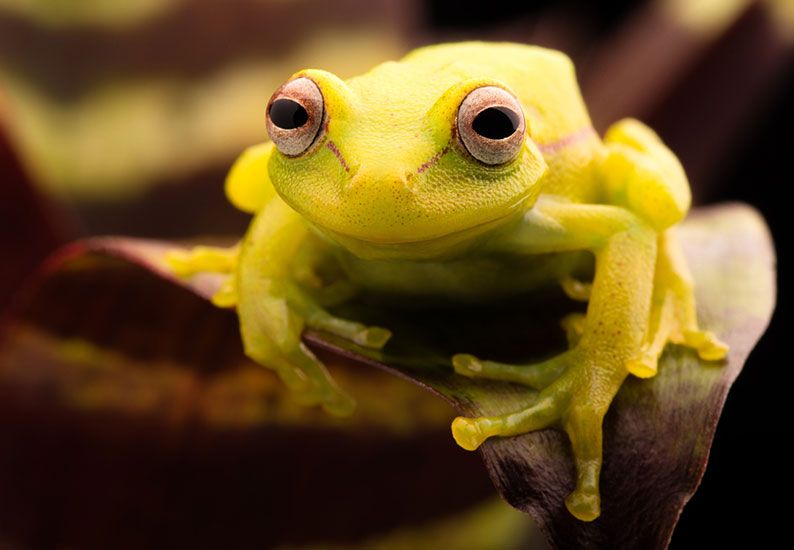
[168,42,728,521]
[337,249,585,303]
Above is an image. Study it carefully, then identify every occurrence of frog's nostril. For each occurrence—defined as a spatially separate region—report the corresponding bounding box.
[391,173,413,192]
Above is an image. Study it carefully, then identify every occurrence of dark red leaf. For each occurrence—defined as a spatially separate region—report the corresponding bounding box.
[0,97,73,312]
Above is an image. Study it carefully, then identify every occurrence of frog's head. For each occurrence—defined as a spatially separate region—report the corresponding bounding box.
[252,63,547,259]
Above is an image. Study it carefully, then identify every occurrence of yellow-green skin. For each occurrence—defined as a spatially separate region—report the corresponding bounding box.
[168,42,728,521]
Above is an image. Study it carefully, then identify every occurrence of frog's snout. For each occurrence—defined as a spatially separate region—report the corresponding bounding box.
[347,167,415,193]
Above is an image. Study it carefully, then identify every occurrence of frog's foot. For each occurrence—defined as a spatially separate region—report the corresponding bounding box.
[559,277,589,349]
[678,329,728,361]
[627,316,728,378]
[626,287,728,379]
[270,318,387,415]
[240,274,391,417]
[627,230,730,379]
[252,339,358,417]
[451,352,617,521]
[274,307,391,414]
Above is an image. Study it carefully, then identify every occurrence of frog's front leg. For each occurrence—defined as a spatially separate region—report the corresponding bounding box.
[601,119,728,376]
[626,229,728,377]
[236,196,391,416]
[453,201,657,521]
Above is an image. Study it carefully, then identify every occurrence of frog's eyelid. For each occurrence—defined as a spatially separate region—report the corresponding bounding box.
[425,78,510,123]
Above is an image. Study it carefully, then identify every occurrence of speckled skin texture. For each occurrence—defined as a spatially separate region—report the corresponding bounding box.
[167,42,728,521]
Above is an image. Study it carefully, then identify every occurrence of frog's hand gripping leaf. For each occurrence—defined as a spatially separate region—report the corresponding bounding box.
[164,143,276,307]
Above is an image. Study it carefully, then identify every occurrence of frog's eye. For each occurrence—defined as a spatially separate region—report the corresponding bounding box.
[456,86,525,165]
[266,77,325,156]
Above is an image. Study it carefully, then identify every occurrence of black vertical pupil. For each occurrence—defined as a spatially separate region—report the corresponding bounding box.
[270,98,309,129]
[472,106,519,139]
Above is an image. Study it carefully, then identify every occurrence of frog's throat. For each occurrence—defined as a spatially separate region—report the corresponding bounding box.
[306,205,527,261]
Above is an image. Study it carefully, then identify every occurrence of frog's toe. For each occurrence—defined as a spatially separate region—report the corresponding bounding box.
[164,250,194,277]
[560,313,586,347]
[625,349,658,378]
[565,487,601,522]
[560,276,592,302]
[352,326,392,349]
[563,402,607,522]
[451,350,617,522]
[210,276,238,308]
[307,312,391,351]
[681,329,729,361]
[450,417,486,451]
[451,352,569,390]
[291,379,356,418]
[451,396,605,521]
[268,343,357,418]
[319,387,356,417]
[164,245,238,277]
[451,394,560,451]
[451,354,484,377]
[628,327,728,379]
[281,372,356,417]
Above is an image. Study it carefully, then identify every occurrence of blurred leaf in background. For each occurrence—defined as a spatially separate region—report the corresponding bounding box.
[0,0,180,27]
[0,235,545,549]
[0,0,416,236]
